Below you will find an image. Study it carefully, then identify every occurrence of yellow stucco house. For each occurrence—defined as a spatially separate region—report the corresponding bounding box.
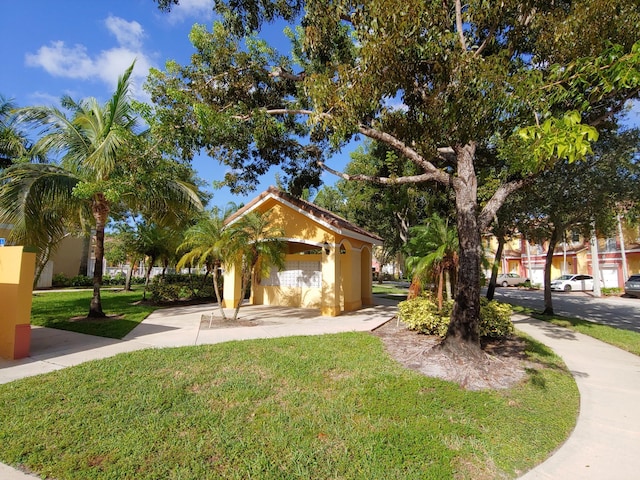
[222,187,382,316]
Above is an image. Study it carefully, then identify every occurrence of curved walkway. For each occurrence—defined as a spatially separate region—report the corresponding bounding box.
[1,303,639,479]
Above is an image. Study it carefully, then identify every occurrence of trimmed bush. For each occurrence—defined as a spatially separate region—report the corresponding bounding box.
[398,294,451,336]
[398,294,513,339]
[70,275,93,287]
[52,273,72,288]
[479,297,514,338]
[148,273,218,303]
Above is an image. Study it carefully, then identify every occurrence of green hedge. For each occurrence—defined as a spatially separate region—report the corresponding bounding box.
[398,294,514,338]
[148,273,220,303]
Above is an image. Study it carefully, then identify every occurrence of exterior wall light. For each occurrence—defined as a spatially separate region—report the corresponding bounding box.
[323,242,330,255]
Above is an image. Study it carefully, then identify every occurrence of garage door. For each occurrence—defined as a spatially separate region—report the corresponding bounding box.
[601,268,619,288]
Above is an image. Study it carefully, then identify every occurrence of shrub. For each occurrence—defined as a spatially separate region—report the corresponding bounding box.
[398,295,513,339]
[52,273,71,288]
[70,275,93,287]
[148,273,217,303]
[479,297,514,338]
[398,294,451,337]
[602,287,622,296]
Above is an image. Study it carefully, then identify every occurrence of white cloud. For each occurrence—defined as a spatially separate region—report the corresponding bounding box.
[166,0,213,23]
[105,16,144,50]
[24,16,155,101]
[25,41,94,79]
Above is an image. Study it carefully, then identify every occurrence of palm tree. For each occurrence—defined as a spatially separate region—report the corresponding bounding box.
[0,95,28,168]
[0,64,202,317]
[133,221,184,299]
[225,210,286,320]
[405,213,459,310]
[177,205,237,319]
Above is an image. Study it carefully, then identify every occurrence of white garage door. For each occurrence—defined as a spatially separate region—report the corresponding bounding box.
[601,268,619,288]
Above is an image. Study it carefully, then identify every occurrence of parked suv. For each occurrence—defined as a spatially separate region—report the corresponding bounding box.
[624,275,640,298]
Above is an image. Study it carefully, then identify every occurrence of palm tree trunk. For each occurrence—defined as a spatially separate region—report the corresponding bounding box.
[143,256,156,300]
[212,264,227,320]
[437,269,444,311]
[89,197,109,318]
[125,259,135,291]
[78,235,91,276]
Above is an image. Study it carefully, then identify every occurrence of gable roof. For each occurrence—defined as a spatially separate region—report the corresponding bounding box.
[224,186,383,245]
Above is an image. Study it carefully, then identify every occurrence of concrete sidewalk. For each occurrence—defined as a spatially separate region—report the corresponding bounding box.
[1,304,639,479]
[514,315,640,479]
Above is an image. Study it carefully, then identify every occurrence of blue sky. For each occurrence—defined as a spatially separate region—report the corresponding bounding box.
[2,2,638,209]
[0,0,352,209]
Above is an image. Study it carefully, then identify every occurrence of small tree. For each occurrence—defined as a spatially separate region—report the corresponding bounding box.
[177,205,237,319]
[224,210,286,320]
[405,213,459,310]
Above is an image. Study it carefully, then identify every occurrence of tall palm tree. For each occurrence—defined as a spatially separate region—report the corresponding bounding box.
[177,205,237,319]
[0,64,202,317]
[405,213,459,310]
[225,210,286,320]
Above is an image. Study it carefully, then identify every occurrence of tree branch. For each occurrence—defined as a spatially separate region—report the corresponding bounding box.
[455,0,467,51]
[474,27,495,57]
[478,177,531,231]
[317,161,444,185]
[269,67,305,82]
[357,124,452,184]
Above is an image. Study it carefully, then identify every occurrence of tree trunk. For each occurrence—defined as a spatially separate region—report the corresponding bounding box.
[443,143,482,354]
[125,259,135,291]
[436,268,444,311]
[143,256,156,300]
[212,263,227,320]
[486,234,505,301]
[88,196,109,318]
[542,226,560,315]
[78,235,91,276]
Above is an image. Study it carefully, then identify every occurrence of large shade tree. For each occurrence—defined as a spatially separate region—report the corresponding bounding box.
[0,64,203,317]
[152,0,640,354]
[505,129,640,314]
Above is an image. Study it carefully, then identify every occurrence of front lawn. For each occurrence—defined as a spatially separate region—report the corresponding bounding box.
[0,332,578,479]
[31,288,158,339]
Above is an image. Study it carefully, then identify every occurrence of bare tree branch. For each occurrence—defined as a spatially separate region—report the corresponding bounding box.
[269,67,305,82]
[478,177,531,231]
[317,161,444,185]
[455,0,467,51]
[358,124,452,184]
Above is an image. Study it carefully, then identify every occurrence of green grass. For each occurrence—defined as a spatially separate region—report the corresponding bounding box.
[0,332,578,479]
[512,305,640,356]
[372,283,409,297]
[31,288,158,339]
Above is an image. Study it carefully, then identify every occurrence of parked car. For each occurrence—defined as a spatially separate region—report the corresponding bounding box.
[550,274,595,292]
[496,273,528,287]
[624,274,640,298]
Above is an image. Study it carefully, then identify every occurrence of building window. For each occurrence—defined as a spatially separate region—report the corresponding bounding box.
[605,238,617,252]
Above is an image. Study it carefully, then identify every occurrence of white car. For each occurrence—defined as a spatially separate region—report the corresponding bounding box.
[550,274,595,292]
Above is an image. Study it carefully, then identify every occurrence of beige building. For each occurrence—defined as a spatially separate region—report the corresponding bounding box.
[222,187,382,316]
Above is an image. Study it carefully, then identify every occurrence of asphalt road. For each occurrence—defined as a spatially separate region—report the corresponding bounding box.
[490,287,640,333]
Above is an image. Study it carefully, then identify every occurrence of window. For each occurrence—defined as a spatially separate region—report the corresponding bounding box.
[604,238,617,252]
[262,261,322,288]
